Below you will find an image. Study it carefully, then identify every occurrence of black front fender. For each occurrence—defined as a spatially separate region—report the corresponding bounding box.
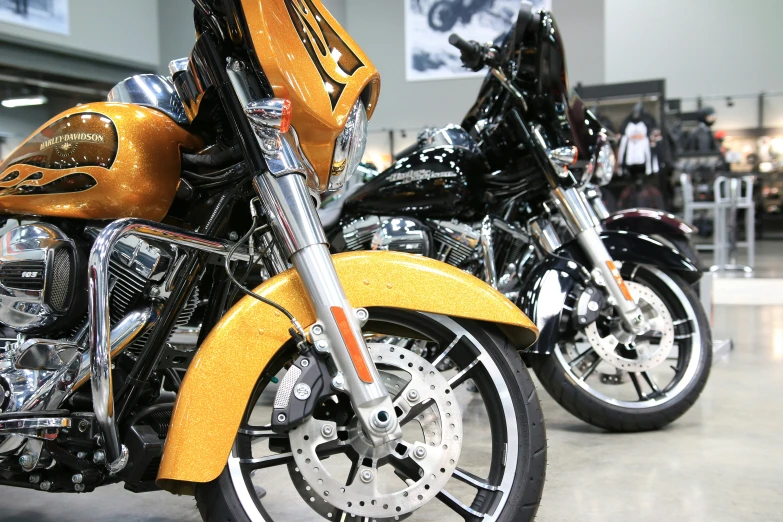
[519,230,701,354]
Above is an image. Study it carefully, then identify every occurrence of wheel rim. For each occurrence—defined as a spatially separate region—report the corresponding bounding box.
[227,311,522,521]
[554,266,704,409]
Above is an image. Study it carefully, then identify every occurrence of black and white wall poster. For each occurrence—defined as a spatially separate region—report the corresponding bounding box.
[0,0,69,36]
[406,0,552,82]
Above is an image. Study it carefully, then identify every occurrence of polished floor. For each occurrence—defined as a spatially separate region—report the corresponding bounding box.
[0,305,780,521]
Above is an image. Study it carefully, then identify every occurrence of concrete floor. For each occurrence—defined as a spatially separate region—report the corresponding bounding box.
[0,304,780,521]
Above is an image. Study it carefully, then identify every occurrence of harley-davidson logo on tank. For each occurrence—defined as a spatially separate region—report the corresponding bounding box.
[3,113,118,171]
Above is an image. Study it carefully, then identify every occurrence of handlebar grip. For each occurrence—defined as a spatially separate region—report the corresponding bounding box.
[448,33,484,71]
[448,33,476,54]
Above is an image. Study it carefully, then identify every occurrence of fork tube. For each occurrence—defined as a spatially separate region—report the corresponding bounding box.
[252,172,400,445]
[550,187,646,332]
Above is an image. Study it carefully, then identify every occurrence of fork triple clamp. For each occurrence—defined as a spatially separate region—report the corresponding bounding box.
[270,345,334,433]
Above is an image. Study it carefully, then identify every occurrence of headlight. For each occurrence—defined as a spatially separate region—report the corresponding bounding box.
[329,100,368,191]
[594,142,615,186]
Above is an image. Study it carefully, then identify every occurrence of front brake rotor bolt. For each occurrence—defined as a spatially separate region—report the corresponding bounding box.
[413,446,427,460]
[277,413,286,423]
[40,481,51,491]
[315,339,330,353]
[360,469,374,483]
[321,424,334,438]
[29,474,40,484]
[406,389,420,402]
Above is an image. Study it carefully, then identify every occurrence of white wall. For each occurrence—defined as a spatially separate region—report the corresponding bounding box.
[0,0,160,69]
[605,0,783,129]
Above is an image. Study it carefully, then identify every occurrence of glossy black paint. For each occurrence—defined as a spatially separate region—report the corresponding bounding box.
[519,230,701,354]
[603,209,696,237]
[343,145,486,221]
[461,8,602,192]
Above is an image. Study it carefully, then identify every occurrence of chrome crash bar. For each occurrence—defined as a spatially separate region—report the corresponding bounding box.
[88,218,251,473]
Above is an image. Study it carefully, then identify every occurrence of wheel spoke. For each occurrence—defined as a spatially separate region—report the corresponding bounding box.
[240,452,294,470]
[437,489,485,520]
[579,355,602,381]
[240,440,347,471]
[238,424,282,438]
[452,467,498,492]
[432,335,461,367]
[641,371,662,394]
[629,372,646,400]
[568,346,596,368]
[448,358,481,389]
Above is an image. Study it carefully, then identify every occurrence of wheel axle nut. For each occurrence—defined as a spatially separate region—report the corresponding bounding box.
[370,409,392,431]
[360,469,374,483]
[406,389,420,402]
[413,446,427,460]
[321,424,335,438]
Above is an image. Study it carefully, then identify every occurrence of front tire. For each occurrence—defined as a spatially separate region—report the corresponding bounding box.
[531,266,711,432]
[196,310,546,522]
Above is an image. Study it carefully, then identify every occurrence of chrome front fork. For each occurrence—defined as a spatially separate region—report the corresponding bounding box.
[252,171,401,446]
[550,187,647,333]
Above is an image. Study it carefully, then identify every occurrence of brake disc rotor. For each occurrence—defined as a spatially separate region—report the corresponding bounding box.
[288,342,463,520]
[584,280,675,372]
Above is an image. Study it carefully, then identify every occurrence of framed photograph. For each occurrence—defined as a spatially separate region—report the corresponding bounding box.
[405,0,552,82]
[0,0,70,36]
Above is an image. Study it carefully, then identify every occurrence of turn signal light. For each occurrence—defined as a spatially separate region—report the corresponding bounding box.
[245,98,293,133]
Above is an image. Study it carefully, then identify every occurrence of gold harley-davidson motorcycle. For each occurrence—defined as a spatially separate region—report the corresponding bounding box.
[0,1,546,520]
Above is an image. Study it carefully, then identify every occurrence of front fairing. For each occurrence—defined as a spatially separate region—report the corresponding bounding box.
[463,9,603,163]
[240,0,380,189]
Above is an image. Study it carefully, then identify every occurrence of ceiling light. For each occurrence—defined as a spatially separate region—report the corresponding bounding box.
[1,95,48,108]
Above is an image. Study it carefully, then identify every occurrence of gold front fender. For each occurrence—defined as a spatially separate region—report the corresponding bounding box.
[157,251,537,494]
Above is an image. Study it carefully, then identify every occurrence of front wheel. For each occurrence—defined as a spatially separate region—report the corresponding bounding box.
[531,265,711,432]
[196,309,546,522]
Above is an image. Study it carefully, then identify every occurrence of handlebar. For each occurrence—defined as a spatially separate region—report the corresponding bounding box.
[449,33,496,72]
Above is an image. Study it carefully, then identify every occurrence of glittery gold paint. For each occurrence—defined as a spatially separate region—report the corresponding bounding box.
[157,251,537,493]
[0,103,202,221]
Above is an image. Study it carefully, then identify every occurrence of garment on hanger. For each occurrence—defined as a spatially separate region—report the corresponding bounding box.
[618,108,659,175]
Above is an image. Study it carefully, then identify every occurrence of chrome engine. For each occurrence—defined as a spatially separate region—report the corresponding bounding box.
[0,220,191,458]
[0,222,82,332]
[340,216,534,299]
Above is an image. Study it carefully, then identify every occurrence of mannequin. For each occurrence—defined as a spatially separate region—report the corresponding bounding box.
[618,102,659,176]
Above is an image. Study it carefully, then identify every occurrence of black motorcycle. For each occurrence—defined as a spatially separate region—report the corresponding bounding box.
[321,5,712,432]
[428,0,495,32]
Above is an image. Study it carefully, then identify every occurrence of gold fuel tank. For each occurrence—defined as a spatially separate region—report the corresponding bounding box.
[0,102,202,222]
